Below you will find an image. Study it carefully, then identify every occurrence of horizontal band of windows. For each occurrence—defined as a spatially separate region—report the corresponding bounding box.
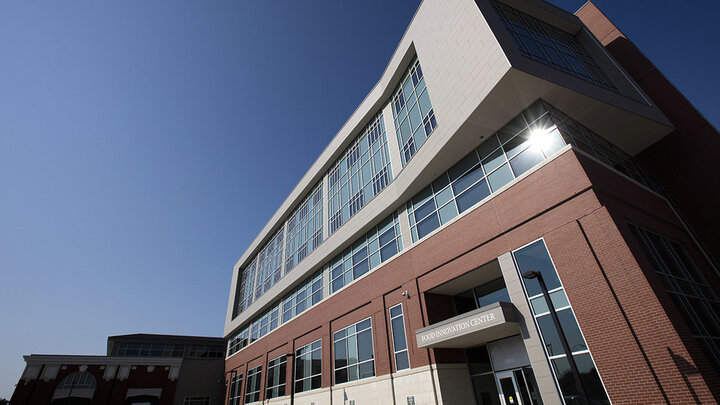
[229,212,402,357]
[330,212,403,294]
[113,342,185,358]
[233,183,323,319]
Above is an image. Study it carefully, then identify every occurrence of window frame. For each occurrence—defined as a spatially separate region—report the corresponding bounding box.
[295,339,323,393]
[388,303,411,372]
[244,364,263,403]
[333,317,376,385]
[265,355,287,399]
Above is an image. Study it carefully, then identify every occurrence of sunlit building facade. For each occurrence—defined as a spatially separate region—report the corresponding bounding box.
[223,0,720,404]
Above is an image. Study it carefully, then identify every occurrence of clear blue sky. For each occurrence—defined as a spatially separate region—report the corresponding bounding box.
[1,0,718,399]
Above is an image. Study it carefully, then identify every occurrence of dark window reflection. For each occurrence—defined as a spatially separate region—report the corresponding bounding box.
[513,240,561,296]
[536,309,587,356]
[574,353,610,405]
[467,345,493,375]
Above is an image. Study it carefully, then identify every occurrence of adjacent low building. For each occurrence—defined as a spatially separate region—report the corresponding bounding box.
[10,334,225,405]
[220,0,720,404]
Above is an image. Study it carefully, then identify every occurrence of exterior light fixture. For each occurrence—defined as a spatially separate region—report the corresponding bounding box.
[522,269,589,404]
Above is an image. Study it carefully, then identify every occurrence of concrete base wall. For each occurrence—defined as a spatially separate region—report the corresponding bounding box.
[432,364,476,405]
[392,366,438,405]
[260,365,473,405]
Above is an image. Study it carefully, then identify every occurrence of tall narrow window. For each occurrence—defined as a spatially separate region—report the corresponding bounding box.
[327,113,393,234]
[389,304,410,371]
[513,239,610,404]
[234,257,258,318]
[334,318,375,384]
[266,355,287,399]
[295,339,322,393]
[255,229,285,300]
[285,182,324,272]
[228,374,243,405]
[392,58,437,166]
[630,225,720,370]
[245,365,262,403]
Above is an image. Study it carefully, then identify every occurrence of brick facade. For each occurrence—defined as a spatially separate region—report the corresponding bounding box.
[224,148,720,403]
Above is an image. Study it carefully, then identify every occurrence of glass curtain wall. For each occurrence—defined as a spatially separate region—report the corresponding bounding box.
[285,183,324,272]
[328,113,393,234]
[255,229,285,300]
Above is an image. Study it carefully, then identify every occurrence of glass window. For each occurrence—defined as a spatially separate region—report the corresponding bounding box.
[474,278,510,308]
[328,113,393,234]
[189,345,224,359]
[466,345,500,405]
[245,365,262,403]
[228,374,243,405]
[513,240,562,297]
[471,373,501,405]
[295,339,322,393]
[490,0,616,91]
[254,229,285,300]
[233,258,258,318]
[113,342,185,358]
[392,58,437,166]
[228,328,249,357]
[630,225,720,370]
[539,100,660,193]
[266,355,287,399]
[282,271,323,324]
[334,318,375,384]
[248,302,280,345]
[330,213,403,293]
[454,277,510,316]
[58,372,96,389]
[513,239,610,404]
[285,182,324,272]
[406,100,583,242]
[389,304,410,371]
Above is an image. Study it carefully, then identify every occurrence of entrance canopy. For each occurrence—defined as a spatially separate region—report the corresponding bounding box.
[415,302,519,348]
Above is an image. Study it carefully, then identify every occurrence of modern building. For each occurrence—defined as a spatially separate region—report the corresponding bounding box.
[222,0,720,404]
[10,334,226,405]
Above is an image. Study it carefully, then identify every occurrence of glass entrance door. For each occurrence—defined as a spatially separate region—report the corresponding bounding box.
[496,370,522,405]
[495,368,541,405]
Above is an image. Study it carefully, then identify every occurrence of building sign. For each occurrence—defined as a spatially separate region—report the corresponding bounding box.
[418,313,497,344]
[415,302,516,348]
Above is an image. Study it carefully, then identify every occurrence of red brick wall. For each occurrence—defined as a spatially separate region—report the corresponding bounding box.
[224,149,719,403]
[10,363,179,405]
[576,1,720,263]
